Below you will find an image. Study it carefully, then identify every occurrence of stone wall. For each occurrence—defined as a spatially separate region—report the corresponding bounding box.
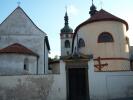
[89,60,133,100]
[0,60,66,100]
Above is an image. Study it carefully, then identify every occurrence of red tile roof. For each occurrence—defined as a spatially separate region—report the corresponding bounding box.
[0,43,39,57]
[72,9,129,52]
[75,9,128,34]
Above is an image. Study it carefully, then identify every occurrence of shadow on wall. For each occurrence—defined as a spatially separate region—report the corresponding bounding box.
[0,76,54,100]
[110,97,133,100]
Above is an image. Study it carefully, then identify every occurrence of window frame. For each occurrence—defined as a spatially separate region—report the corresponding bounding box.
[78,38,85,48]
[24,58,29,71]
[65,40,70,48]
[98,32,114,43]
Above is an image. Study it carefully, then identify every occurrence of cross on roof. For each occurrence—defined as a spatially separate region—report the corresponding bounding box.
[92,0,94,4]
[100,0,103,9]
[94,57,108,71]
[17,1,21,6]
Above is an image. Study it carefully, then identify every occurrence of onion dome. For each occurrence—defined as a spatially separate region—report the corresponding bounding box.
[89,0,97,16]
[61,12,73,33]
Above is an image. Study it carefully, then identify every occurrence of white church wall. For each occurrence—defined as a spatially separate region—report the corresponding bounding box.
[51,63,60,74]
[0,54,37,75]
[74,21,130,71]
[0,7,49,74]
[0,7,46,36]
[0,60,66,100]
[61,38,72,56]
[76,21,128,57]
[0,35,47,74]
[88,60,133,100]
[45,42,49,74]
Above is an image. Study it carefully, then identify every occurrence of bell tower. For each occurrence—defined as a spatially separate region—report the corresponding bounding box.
[60,11,73,57]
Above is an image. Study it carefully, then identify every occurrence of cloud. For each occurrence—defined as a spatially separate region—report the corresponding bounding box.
[67,5,79,17]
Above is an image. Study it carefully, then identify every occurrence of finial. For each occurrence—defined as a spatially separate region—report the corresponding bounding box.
[17,1,21,6]
[89,0,97,16]
[64,7,68,26]
[65,6,68,13]
[100,0,103,9]
[92,0,94,5]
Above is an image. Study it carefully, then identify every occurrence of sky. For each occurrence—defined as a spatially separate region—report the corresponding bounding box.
[0,0,133,58]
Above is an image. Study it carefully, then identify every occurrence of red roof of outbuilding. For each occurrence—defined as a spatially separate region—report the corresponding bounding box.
[0,43,39,57]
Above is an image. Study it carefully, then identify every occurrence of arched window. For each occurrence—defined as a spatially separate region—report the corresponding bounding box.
[24,58,29,71]
[65,40,70,48]
[126,37,129,44]
[78,38,85,48]
[98,32,114,43]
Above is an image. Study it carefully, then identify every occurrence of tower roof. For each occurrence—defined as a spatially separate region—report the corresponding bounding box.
[61,12,73,34]
[89,0,97,16]
[0,43,39,57]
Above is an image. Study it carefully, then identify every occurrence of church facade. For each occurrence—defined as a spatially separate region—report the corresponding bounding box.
[0,7,50,75]
[59,1,133,100]
[0,1,133,100]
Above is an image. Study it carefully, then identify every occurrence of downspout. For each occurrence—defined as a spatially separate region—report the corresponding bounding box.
[44,37,45,74]
[36,56,39,74]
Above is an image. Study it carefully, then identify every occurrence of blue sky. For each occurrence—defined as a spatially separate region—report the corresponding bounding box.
[0,0,133,58]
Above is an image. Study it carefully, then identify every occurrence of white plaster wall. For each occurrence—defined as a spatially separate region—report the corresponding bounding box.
[48,60,66,100]
[45,42,49,74]
[73,21,130,70]
[0,7,46,35]
[0,35,46,74]
[0,7,49,74]
[0,60,66,100]
[61,36,72,56]
[0,54,37,75]
[51,63,60,74]
[74,21,128,57]
[88,60,133,100]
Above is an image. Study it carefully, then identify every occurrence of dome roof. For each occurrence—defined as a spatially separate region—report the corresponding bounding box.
[90,4,96,10]
[60,12,73,34]
[0,43,39,57]
[75,9,128,35]
[61,25,73,33]
[72,9,129,52]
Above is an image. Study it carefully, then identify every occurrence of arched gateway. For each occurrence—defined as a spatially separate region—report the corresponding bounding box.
[62,55,92,100]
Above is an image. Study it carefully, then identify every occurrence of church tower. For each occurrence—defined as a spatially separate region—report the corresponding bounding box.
[60,12,73,56]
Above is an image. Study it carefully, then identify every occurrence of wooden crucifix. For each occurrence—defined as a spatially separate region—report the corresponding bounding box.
[94,57,108,71]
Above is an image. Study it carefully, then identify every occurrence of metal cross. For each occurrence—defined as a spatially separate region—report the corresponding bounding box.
[94,57,108,71]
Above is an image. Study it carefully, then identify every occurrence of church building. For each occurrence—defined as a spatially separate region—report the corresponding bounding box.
[0,6,50,75]
[58,1,133,100]
[0,1,133,100]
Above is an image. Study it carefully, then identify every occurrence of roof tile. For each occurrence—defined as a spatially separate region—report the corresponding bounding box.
[0,43,38,57]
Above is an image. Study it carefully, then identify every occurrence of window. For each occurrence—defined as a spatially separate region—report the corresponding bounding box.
[98,32,114,43]
[24,58,29,71]
[78,38,85,48]
[126,37,129,44]
[65,40,70,48]
[66,34,69,38]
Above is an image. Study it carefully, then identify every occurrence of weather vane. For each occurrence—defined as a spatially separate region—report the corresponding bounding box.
[17,1,21,6]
